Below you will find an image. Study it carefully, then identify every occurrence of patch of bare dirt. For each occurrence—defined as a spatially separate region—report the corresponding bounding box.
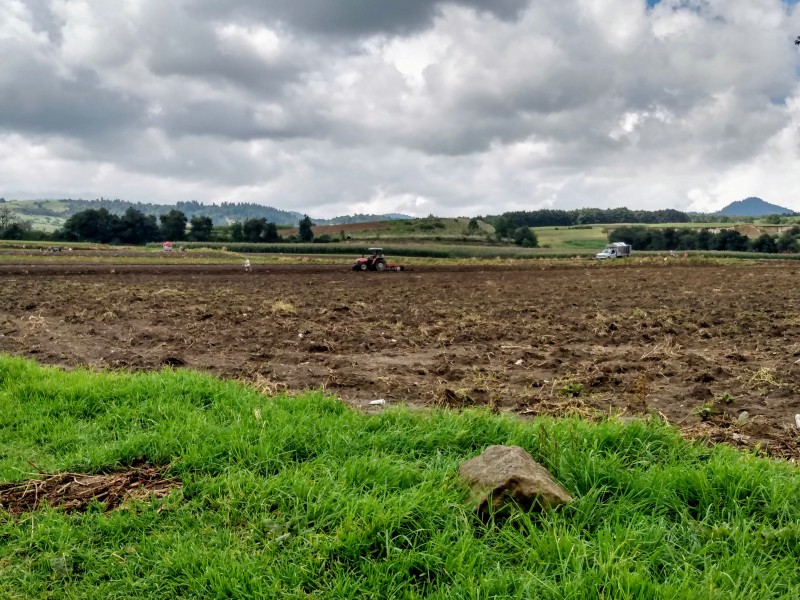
[0,462,180,515]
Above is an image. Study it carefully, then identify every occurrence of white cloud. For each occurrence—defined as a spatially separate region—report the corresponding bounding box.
[1,0,799,217]
[215,23,285,63]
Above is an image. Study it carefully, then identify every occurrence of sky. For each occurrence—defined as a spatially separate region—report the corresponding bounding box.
[1,0,799,218]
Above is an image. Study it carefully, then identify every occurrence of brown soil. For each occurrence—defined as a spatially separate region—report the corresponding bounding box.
[1,261,799,458]
[0,462,179,515]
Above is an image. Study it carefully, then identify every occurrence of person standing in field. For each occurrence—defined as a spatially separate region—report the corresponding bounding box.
[244,258,252,272]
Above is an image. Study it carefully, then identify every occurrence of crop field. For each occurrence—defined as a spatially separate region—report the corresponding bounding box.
[535,226,609,249]
[1,257,798,459]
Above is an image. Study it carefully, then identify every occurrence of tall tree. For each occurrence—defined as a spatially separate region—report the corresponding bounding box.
[298,215,314,242]
[118,208,160,244]
[0,207,32,240]
[188,215,214,242]
[62,208,120,243]
[242,217,268,242]
[0,221,31,240]
[159,209,188,241]
[0,206,16,230]
[263,222,280,243]
[512,227,538,247]
[229,221,244,242]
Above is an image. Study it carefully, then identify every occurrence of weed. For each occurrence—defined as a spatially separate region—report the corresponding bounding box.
[469,367,502,392]
[270,300,296,314]
[693,402,721,422]
[247,372,286,397]
[556,373,583,397]
[744,367,784,392]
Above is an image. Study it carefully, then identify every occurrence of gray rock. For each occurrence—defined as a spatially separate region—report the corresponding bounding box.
[459,445,573,515]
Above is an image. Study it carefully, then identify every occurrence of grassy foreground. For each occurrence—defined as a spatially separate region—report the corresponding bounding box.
[1,357,798,599]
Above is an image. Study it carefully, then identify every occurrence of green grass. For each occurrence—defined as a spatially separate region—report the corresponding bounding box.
[534,226,610,249]
[4,239,800,266]
[151,241,595,259]
[1,356,799,599]
[3,200,74,232]
[3,200,73,214]
[383,218,495,239]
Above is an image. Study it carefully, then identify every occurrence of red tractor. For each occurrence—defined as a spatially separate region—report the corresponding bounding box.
[352,248,405,272]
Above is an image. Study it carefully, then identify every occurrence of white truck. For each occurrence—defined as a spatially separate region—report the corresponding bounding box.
[595,242,631,259]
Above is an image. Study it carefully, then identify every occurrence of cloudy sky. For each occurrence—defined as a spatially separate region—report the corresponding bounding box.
[1,0,799,217]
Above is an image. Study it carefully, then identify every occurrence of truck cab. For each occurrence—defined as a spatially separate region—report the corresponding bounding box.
[596,242,631,259]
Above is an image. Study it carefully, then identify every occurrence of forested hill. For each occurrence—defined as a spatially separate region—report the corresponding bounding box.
[718,197,795,217]
[3,198,411,226]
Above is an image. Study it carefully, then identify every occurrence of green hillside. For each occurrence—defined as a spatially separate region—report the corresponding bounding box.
[718,197,796,217]
[1,199,411,231]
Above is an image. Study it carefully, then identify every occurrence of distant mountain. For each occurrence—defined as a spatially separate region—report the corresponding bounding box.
[717,197,796,217]
[5,198,413,227]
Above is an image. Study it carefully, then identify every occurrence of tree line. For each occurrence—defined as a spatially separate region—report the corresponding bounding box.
[10,198,408,227]
[487,208,692,236]
[0,205,317,245]
[610,226,800,253]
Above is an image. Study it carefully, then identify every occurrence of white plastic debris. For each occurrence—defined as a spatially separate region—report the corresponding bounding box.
[369,399,386,406]
[514,359,524,366]
[795,414,800,429]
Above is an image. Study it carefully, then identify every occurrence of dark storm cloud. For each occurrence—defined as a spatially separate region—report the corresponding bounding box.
[0,77,143,139]
[139,9,307,94]
[0,51,144,139]
[188,0,530,36]
[157,99,323,141]
[146,40,303,94]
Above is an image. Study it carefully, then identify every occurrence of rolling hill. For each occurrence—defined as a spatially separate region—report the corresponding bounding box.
[0,198,412,231]
[718,197,795,217]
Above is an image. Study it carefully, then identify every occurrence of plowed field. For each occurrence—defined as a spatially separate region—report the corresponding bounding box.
[1,261,799,457]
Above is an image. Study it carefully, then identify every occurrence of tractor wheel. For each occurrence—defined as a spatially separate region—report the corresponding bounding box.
[359,263,368,271]
[376,261,386,272]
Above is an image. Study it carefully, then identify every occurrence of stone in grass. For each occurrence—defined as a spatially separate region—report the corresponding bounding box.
[459,445,572,516]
